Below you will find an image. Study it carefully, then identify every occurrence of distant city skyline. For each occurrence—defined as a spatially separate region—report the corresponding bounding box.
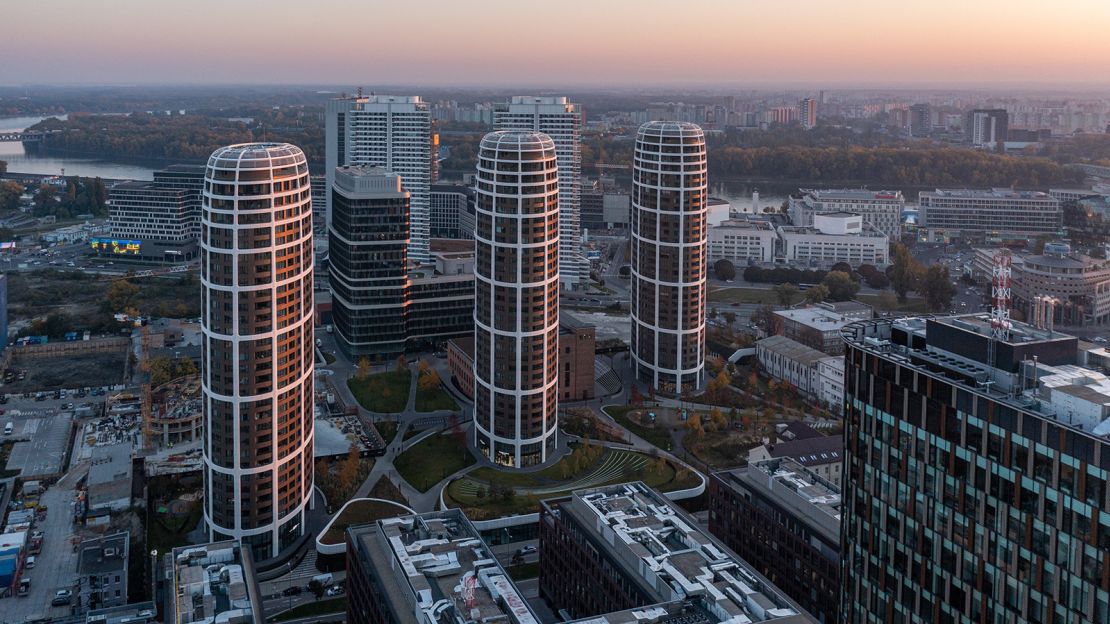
[3,0,1109,88]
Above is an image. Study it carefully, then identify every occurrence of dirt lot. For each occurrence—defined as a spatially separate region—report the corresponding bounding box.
[4,350,129,392]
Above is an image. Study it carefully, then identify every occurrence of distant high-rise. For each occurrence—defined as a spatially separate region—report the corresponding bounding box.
[201,143,315,562]
[326,95,433,264]
[493,96,585,287]
[630,121,708,392]
[798,97,818,129]
[107,164,205,262]
[967,108,1009,148]
[909,103,931,137]
[472,131,560,467]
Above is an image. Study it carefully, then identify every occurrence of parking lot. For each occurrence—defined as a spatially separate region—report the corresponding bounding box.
[5,412,75,479]
[1,472,84,621]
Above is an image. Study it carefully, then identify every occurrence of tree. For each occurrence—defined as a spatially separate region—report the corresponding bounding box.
[714,258,736,281]
[803,284,830,304]
[685,413,704,439]
[337,444,362,499]
[0,181,24,212]
[864,271,890,289]
[418,359,430,375]
[830,261,853,274]
[821,271,860,301]
[418,369,441,391]
[774,283,799,307]
[888,243,922,302]
[33,184,57,214]
[630,385,644,408]
[709,407,728,431]
[721,311,737,325]
[307,580,325,600]
[106,280,140,312]
[356,357,371,380]
[394,354,407,372]
[921,264,957,312]
[876,290,899,312]
[751,305,782,335]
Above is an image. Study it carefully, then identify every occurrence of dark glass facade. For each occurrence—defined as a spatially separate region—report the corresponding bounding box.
[841,319,1110,624]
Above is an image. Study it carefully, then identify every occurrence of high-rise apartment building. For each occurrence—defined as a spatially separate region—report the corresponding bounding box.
[326,95,433,264]
[910,103,932,137]
[429,183,472,239]
[967,108,1009,148]
[201,143,315,562]
[630,121,708,392]
[472,131,560,467]
[841,315,1110,624]
[329,169,476,360]
[798,97,818,129]
[493,96,585,287]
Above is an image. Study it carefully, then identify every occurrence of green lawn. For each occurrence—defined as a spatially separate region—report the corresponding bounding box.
[376,420,399,444]
[394,432,475,492]
[269,597,346,622]
[414,386,460,412]
[347,370,411,413]
[320,499,412,544]
[444,449,700,520]
[855,293,927,312]
[707,286,778,305]
[603,405,673,451]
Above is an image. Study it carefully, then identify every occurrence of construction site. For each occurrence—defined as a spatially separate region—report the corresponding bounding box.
[1,337,131,394]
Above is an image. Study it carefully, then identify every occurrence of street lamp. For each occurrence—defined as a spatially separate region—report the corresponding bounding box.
[150,549,158,605]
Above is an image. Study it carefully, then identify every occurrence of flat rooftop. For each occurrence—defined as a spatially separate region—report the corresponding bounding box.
[845,315,1110,438]
[920,188,1056,200]
[800,189,902,201]
[79,532,129,576]
[171,541,260,624]
[351,509,540,624]
[757,335,830,368]
[560,483,808,623]
[717,459,841,544]
[774,308,858,332]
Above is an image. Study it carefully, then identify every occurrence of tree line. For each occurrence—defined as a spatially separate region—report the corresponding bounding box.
[32,176,109,219]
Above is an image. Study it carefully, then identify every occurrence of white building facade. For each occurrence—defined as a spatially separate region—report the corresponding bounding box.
[707,218,776,263]
[493,96,585,287]
[326,95,433,264]
[788,189,904,239]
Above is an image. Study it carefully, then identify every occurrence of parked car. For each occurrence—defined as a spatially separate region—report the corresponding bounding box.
[51,589,72,606]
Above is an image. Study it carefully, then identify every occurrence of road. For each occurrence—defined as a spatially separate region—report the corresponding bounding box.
[3,470,84,621]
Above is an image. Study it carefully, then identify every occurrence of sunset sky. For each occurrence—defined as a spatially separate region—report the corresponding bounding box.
[3,0,1109,87]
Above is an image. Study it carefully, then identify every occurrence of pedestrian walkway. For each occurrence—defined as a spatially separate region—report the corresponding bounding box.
[451,449,651,497]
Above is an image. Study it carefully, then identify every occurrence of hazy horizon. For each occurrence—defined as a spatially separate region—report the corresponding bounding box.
[3,0,1109,89]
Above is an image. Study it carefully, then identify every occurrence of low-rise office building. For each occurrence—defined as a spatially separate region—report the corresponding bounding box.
[346,509,540,624]
[788,189,903,239]
[746,434,844,497]
[87,443,133,514]
[774,307,857,355]
[429,184,473,239]
[1012,245,1110,326]
[106,164,205,262]
[539,482,812,623]
[919,188,1061,243]
[581,189,631,231]
[710,459,842,623]
[777,213,889,267]
[168,541,263,624]
[79,532,130,610]
[756,335,842,405]
[708,217,777,263]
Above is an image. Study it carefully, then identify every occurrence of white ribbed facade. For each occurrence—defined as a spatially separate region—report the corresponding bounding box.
[493,96,585,288]
[473,131,560,468]
[201,143,315,562]
[326,95,432,264]
[630,122,708,393]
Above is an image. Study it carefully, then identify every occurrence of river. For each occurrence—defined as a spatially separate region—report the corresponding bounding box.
[0,115,158,180]
[1,115,795,208]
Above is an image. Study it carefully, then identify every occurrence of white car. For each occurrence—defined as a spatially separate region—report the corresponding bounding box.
[1094,337,1107,344]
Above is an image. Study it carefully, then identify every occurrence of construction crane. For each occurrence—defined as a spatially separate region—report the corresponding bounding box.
[140,324,154,451]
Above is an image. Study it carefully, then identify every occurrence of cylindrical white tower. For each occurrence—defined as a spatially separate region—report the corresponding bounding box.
[201,143,315,562]
[472,131,560,468]
[630,122,708,394]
